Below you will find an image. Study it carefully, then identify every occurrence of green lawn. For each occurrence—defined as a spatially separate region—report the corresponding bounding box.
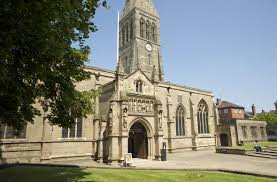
[244,141,277,149]
[0,166,276,182]
[224,141,277,150]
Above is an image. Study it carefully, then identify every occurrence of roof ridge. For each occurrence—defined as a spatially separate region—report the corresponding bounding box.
[218,100,244,109]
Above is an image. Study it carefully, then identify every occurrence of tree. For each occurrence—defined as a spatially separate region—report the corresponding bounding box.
[255,113,277,125]
[0,0,107,132]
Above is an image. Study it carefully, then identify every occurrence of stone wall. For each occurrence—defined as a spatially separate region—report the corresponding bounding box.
[158,82,216,151]
[0,142,41,164]
[216,119,268,147]
[236,119,267,143]
[0,66,115,164]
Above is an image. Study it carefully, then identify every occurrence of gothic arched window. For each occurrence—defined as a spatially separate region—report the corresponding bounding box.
[146,20,150,40]
[140,18,145,38]
[136,80,143,93]
[197,100,209,134]
[151,23,156,42]
[176,105,185,136]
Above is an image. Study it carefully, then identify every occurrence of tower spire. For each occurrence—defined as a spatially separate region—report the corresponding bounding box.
[119,0,164,81]
[123,0,159,17]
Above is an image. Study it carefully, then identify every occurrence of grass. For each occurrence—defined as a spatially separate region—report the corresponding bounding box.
[244,141,277,149]
[222,141,277,150]
[0,166,276,182]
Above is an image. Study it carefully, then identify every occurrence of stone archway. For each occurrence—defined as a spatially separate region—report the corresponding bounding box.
[220,133,229,147]
[128,122,148,159]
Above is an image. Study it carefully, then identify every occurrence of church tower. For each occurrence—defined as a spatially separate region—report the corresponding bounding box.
[118,0,164,81]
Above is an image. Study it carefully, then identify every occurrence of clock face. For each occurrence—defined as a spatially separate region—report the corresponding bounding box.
[146,44,152,52]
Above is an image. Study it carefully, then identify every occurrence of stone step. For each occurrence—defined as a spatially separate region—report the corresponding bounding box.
[258,152,277,157]
[246,153,277,159]
[267,146,277,150]
[262,150,277,154]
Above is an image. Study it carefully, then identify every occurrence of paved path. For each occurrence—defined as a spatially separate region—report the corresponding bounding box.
[53,150,277,177]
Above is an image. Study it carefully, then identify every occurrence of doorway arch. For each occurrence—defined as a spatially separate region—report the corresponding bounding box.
[128,122,148,159]
[220,133,229,147]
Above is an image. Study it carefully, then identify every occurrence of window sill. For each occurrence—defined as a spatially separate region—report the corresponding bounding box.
[58,138,87,142]
[197,134,213,138]
[173,136,192,139]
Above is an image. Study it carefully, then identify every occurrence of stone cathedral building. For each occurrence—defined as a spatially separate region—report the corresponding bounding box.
[0,0,218,164]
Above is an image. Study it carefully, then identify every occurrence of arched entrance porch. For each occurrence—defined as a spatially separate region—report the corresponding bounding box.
[220,133,229,147]
[128,122,148,159]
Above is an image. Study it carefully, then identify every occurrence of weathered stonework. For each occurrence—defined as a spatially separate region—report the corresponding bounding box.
[216,120,267,147]
[0,0,218,164]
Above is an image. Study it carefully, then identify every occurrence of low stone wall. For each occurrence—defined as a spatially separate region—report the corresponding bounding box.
[216,147,253,155]
[0,140,97,165]
[0,142,41,164]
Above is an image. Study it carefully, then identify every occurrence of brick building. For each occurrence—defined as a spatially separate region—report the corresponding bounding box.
[216,100,267,147]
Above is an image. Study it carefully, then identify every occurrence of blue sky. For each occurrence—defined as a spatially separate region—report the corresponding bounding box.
[85,0,277,112]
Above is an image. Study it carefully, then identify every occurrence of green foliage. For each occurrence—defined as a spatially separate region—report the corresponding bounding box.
[0,0,107,130]
[255,113,277,125]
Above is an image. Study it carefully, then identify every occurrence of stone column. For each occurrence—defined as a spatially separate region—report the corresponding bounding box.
[40,117,53,163]
[96,120,106,162]
[190,99,198,150]
[93,119,100,161]
[148,137,154,160]
[108,101,121,163]
[166,95,174,152]
[109,136,120,162]
[121,134,129,161]
[120,102,129,161]
[154,100,164,160]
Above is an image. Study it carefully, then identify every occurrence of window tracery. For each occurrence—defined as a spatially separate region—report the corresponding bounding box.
[140,18,145,38]
[151,23,156,42]
[176,106,185,136]
[197,100,209,134]
[146,20,150,40]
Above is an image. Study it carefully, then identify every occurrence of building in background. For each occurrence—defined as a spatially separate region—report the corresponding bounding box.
[216,99,267,147]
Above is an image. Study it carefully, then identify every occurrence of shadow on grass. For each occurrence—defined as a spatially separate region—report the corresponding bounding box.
[0,165,94,182]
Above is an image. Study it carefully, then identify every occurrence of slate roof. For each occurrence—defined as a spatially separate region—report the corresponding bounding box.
[217,101,244,109]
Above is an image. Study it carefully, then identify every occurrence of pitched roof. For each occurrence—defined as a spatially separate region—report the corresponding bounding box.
[160,81,213,94]
[217,101,244,109]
